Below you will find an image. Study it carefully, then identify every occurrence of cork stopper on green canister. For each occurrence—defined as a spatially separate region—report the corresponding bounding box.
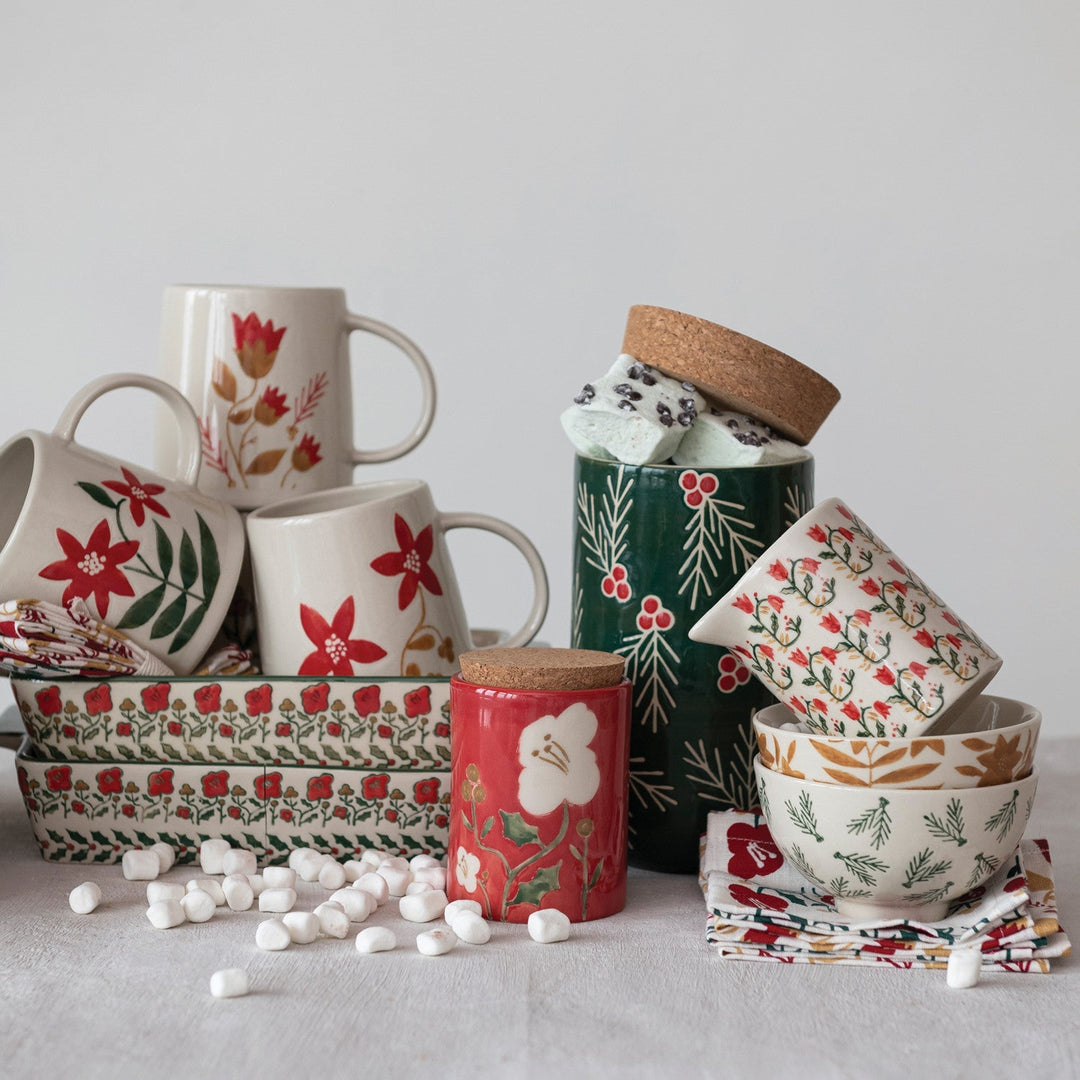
[458,647,625,691]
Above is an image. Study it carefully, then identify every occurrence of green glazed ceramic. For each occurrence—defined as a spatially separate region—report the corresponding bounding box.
[571,453,814,872]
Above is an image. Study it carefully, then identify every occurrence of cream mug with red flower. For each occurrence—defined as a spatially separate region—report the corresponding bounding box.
[0,374,245,674]
[688,497,1002,737]
[245,479,549,677]
[156,286,436,510]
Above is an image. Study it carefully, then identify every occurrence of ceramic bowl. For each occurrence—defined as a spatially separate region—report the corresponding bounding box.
[754,695,1040,789]
[754,758,1037,922]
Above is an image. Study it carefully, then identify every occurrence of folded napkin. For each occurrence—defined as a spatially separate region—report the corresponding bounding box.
[193,643,259,677]
[701,810,1070,972]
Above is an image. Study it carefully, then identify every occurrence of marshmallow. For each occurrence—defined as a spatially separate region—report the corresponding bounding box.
[283,911,320,944]
[262,866,296,889]
[409,854,443,871]
[187,878,226,906]
[296,852,330,882]
[122,850,160,881]
[355,926,397,954]
[258,888,297,913]
[181,889,216,923]
[223,876,255,912]
[222,848,258,877]
[318,860,347,891]
[147,899,186,929]
[313,901,350,939]
[416,928,457,956]
[255,918,291,951]
[343,859,367,882]
[247,874,266,897]
[379,856,410,871]
[444,899,483,922]
[210,969,250,999]
[399,889,448,923]
[146,881,186,904]
[69,882,101,914]
[449,910,491,945]
[406,881,433,895]
[947,947,982,989]
[288,847,316,870]
[353,873,390,906]
[672,408,805,468]
[357,851,384,875]
[528,909,571,943]
[561,355,707,465]
[149,842,175,873]
[413,867,447,890]
[199,838,231,875]
[329,888,376,923]
[377,865,413,897]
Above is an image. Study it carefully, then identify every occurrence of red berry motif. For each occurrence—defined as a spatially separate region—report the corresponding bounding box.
[600,562,632,603]
[636,595,674,633]
[679,470,718,508]
[717,651,752,694]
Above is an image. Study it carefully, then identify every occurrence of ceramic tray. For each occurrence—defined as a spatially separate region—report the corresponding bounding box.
[12,674,451,767]
[15,736,449,865]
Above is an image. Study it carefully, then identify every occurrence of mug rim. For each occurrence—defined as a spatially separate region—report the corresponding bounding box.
[246,478,429,524]
[165,284,347,296]
[574,450,813,470]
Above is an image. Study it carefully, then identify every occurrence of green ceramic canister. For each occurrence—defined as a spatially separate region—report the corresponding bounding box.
[571,453,814,872]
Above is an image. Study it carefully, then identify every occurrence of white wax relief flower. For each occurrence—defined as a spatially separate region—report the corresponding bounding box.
[455,846,481,893]
[517,702,602,817]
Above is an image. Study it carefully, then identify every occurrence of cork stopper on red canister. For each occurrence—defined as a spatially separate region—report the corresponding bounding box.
[621,304,840,444]
[458,647,625,691]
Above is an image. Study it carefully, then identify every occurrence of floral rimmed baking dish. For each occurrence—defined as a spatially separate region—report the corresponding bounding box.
[12,674,451,767]
[15,736,450,865]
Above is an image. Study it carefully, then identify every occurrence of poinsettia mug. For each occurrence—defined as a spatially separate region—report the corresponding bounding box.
[245,479,549,677]
[689,497,1002,738]
[156,285,436,509]
[0,374,246,674]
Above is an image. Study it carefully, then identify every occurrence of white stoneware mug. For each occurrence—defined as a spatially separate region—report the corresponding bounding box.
[245,479,549,677]
[156,285,437,509]
[0,374,246,674]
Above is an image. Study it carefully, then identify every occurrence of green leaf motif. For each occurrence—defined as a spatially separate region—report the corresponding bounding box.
[208,745,226,761]
[589,858,605,889]
[115,583,167,630]
[151,591,188,640]
[154,520,174,581]
[508,860,562,908]
[76,482,119,510]
[198,513,220,602]
[480,816,494,839]
[179,531,198,589]
[500,809,541,848]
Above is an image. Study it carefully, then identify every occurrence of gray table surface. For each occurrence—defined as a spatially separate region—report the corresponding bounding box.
[1,738,1077,1080]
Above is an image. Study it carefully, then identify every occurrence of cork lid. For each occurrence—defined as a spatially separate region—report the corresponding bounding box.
[621,304,840,444]
[458,647,625,691]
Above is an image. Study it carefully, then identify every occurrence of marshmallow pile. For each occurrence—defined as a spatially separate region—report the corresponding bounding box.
[561,354,804,468]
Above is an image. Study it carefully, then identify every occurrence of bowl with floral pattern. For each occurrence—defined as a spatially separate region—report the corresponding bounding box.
[754,694,1039,790]
[754,758,1037,922]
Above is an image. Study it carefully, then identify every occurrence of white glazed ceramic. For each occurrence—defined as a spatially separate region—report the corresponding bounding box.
[0,374,245,674]
[754,759,1036,922]
[245,479,549,677]
[754,695,1040,789]
[156,285,437,509]
[689,497,1002,737]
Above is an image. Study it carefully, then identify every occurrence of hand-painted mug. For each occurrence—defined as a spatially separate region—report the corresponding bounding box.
[245,479,549,677]
[0,374,246,674]
[689,497,1002,737]
[156,285,437,509]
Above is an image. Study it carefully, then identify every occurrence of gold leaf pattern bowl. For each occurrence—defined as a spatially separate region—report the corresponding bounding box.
[754,695,1039,790]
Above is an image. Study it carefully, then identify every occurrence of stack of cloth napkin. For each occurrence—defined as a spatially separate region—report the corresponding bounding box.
[700,810,1070,972]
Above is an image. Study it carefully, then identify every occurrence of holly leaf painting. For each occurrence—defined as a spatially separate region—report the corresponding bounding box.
[507,861,562,909]
[499,809,541,848]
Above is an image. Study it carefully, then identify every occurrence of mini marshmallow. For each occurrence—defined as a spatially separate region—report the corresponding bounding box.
[263,866,296,889]
[561,355,707,466]
[247,874,266,896]
[210,969,250,999]
[223,876,255,912]
[122,849,160,881]
[288,847,316,870]
[357,851,384,874]
[146,881,186,904]
[353,873,390,906]
[528,909,571,943]
[181,889,216,924]
[343,859,367,882]
[282,911,320,944]
[329,888,375,923]
[69,882,101,914]
[409,853,443,871]
[413,867,447,890]
[355,926,397,954]
[222,848,258,877]
[199,838,231,875]
[187,878,226,906]
[449,910,491,945]
[377,865,413,897]
[416,928,457,956]
[318,860,347,891]
[399,889,448,923]
[672,408,805,468]
[149,842,175,873]
[444,899,483,922]
[255,918,291,951]
[296,852,330,882]
[379,855,410,871]
[147,899,186,929]
[258,887,297,913]
[313,901,349,939]
[947,947,983,989]
[406,881,433,895]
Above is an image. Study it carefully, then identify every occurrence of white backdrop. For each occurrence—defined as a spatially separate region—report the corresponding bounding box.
[2,1,1077,732]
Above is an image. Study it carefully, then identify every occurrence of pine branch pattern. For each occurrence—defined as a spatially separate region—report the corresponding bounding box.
[923,798,967,847]
[909,880,956,907]
[832,850,890,888]
[575,466,634,577]
[784,484,811,529]
[788,843,824,885]
[967,852,1000,889]
[828,876,872,900]
[901,847,952,889]
[677,494,764,612]
[616,622,680,733]
[627,757,677,814]
[846,796,892,850]
[682,723,757,810]
[784,791,824,843]
[984,789,1019,842]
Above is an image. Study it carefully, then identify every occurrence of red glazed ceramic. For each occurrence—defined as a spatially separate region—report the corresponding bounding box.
[447,675,631,922]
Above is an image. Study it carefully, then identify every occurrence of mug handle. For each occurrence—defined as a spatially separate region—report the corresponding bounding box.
[53,373,204,487]
[439,512,549,650]
[344,313,437,464]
